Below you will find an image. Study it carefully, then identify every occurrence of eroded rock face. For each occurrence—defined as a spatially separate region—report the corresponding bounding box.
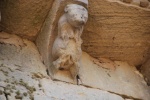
[80,52,150,100]
[82,0,150,66]
[0,0,53,41]
[0,32,125,100]
[0,0,150,67]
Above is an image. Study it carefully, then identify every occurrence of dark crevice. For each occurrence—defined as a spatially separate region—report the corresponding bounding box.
[135,64,150,86]
[76,75,80,85]
[81,84,142,100]
[4,91,8,100]
[136,64,142,71]
[46,68,49,76]
[107,91,143,100]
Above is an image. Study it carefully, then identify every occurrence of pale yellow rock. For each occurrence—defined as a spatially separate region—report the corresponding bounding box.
[49,51,150,99]
[80,52,150,100]
[0,32,125,100]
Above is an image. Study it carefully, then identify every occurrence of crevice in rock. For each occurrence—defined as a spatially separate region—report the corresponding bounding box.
[135,64,150,86]
[84,84,143,99]
[53,78,74,85]
[46,69,50,76]
[136,64,142,71]
[107,91,142,100]
[4,91,8,100]
[82,84,142,100]
[52,78,143,100]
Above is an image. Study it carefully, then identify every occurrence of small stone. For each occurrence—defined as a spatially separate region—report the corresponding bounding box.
[140,1,149,7]
[23,92,27,96]
[38,83,42,87]
[123,0,132,3]
[15,95,23,99]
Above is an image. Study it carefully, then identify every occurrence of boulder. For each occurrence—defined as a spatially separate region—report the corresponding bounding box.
[0,0,53,40]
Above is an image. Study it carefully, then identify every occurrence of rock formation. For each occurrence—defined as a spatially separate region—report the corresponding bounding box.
[0,0,53,40]
[0,0,150,100]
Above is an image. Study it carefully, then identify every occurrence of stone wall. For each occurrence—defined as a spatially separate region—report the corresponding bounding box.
[82,0,150,66]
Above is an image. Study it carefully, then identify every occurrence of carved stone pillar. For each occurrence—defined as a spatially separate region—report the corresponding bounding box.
[36,0,88,84]
[52,3,88,83]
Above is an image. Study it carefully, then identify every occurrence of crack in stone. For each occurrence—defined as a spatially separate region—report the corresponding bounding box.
[107,91,143,100]
[82,84,143,100]
[52,78,143,100]
[84,84,142,99]
[3,91,8,100]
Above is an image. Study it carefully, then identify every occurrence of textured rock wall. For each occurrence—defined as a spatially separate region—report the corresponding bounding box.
[82,0,150,66]
[1,0,149,67]
[0,0,53,40]
[0,32,149,100]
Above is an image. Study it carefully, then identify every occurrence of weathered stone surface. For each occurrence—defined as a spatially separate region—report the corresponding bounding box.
[0,0,53,40]
[80,52,150,100]
[82,0,150,66]
[0,87,5,100]
[48,51,150,99]
[36,0,62,69]
[141,59,150,85]
[0,95,6,100]
[0,32,48,100]
[36,0,150,72]
[40,78,124,100]
[35,2,150,99]
[0,32,124,100]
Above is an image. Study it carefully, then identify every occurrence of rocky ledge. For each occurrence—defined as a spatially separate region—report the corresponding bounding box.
[0,32,149,100]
